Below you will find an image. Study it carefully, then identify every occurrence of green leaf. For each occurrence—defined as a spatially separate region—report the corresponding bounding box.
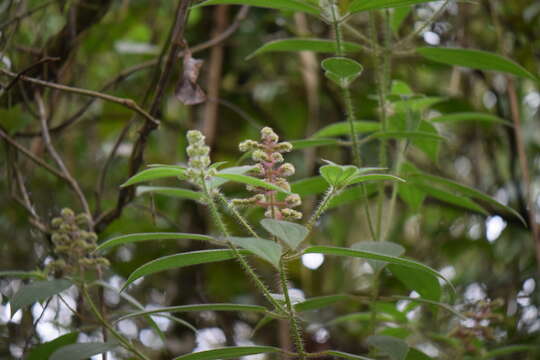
[137,186,203,201]
[391,7,412,34]
[0,271,45,280]
[123,249,247,290]
[348,174,405,185]
[96,232,214,252]
[27,332,79,360]
[322,57,363,88]
[366,335,409,360]
[320,163,359,187]
[352,241,405,272]
[328,183,378,209]
[389,264,441,301]
[117,303,268,322]
[121,167,186,187]
[398,183,426,211]
[290,138,342,149]
[324,350,375,360]
[248,38,361,59]
[350,0,437,13]
[11,279,72,315]
[291,176,328,196]
[481,345,539,359]
[328,312,396,325]
[411,173,525,224]
[411,120,440,163]
[50,342,118,360]
[312,121,380,138]
[260,219,308,250]
[214,173,290,194]
[228,237,282,268]
[414,183,488,215]
[295,294,349,312]
[209,166,255,188]
[417,47,538,81]
[406,348,432,360]
[303,246,455,296]
[372,131,444,142]
[193,0,320,14]
[393,97,445,112]
[430,112,510,126]
[172,346,281,360]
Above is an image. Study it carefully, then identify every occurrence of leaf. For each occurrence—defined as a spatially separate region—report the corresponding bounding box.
[117,303,268,322]
[352,241,405,272]
[350,0,437,13]
[406,348,432,360]
[214,173,290,194]
[324,350,375,360]
[366,335,409,360]
[175,48,206,105]
[27,332,79,360]
[391,7,412,34]
[96,233,214,252]
[295,294,349,312]
[328,183,378,209]
[290,138,342,149]
[260,219,308,250]
[414,183,488,215]
[411,173,525,224]
[193,0,320,14]
[392,296,465,319]
[50,342,118,360]
[417,47,538,81]
[348,174,405,185]
[393,97,445,112]
[430,112,510,126]
[209,165,255,188]
[312,121,380,138]
[481,345,539,359]
[137,186,203,201]
[172,346,281,360]
[228,237,282,268]
[121,167,186,187]
[303,246,455,296]
[291,176,328,196]
[389,264,441,301]
[0,271,44,280]
[123,249,246,290]
[248,38,361,59]
[372,131,444,142]
[322,57,363,88]
[320,163,359,187]
[398,183,426,211]
[11,279,72,315]
[411,120,440,163]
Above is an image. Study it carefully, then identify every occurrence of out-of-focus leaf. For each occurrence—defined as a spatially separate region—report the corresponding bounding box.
[415,183,488,215]
[228,237,282,268]
[290,138,342,149]
[328,183,377,209]
[406,348,433,360]
[175,49,206,105]
[350,0,437,13]
[50,342,118,360]
[123,249,247,290]
[248,38,361,59]
[11,279,72,315]
[136,186,203,201]
[322,57,363,88]
[393,97,445,112]
[352,241,405,272]
[348,174,405,185]
[417,47,538,81]
[366,335,409,360]
[430,112,510,126]
[324,350,375,360]
[391,7,412,33]
[193,0,320,14]
[295,294,349,312]
[0,271,45,280]
[389,264,441,301]
[372,131,444,142]
[214,173,290,194]
[96,232,214,252]
[172,346,281,360]
[260,219,308,250]
[27,332,79,360]
[312,121,380,138]
[412,120,440,163]
[121,167,185,187]
[481,345,539,359]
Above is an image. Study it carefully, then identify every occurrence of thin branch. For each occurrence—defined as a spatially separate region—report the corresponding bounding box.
[0,68,160,126]
[36,93,92,222]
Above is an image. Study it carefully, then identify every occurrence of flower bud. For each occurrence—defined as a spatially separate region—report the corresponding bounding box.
[285,194,302,208]
[278,163,295,177]
[261,127,279,143]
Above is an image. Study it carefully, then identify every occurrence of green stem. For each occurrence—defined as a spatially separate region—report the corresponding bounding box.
[279,259,306,360]
[200,178,286,313]
[306,186,336,232]
[216,192,259,238]
[82,286,150,360]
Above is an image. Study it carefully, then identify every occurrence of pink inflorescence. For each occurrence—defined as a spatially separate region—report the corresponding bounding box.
[234,127,302,221]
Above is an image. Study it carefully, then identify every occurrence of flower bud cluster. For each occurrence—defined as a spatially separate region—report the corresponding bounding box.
[233,127,302,221]
[46,208,109,275]
[184,130,216,186]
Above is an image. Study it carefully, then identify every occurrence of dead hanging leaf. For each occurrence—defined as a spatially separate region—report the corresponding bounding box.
[175,49,207,105]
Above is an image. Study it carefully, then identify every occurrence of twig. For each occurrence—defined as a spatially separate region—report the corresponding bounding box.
[0,0,55,30]
[1,56,60,96]
[0,68,160,126]
[36,93,92,223]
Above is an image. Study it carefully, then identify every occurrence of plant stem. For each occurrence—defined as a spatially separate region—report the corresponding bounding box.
[216,192,259,238]
[200,178,286,313]
[279,259,306,360]
[306,186,336,232]
[82,285,150,360]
